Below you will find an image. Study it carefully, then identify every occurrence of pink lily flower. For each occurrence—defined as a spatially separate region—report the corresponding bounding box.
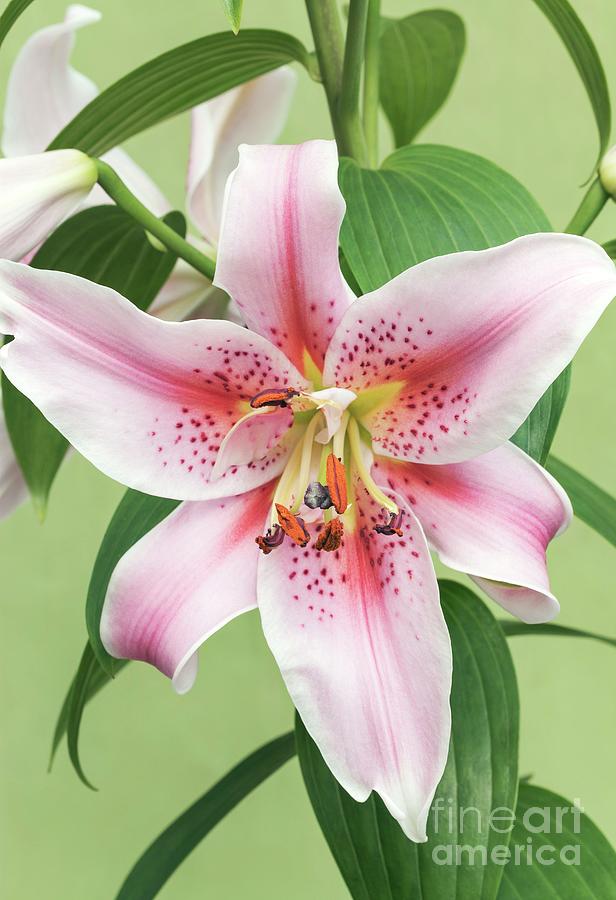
[0,4,295,518]
[0,140,614,841]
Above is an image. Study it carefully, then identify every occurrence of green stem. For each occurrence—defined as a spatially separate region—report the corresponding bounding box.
[362,0,381,167]
[95,159,216,281]
[305,0,345,142]
[565,176,609,235]
[339,0,369,163]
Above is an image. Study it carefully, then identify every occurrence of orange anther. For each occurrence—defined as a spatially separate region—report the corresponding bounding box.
[315,518,344,552]
[326,453,348,515]
[250,388,299,409]
[275,503,310,547]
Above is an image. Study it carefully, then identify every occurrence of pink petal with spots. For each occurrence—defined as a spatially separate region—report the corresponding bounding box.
[101,484,273,693]
[0,394,27,519]
[324,234,616,464]
[374,442,571,623]
[211,407,294,480]
[215,141,355,376]
[0,262,307,500]
[187,68,296,246]
[257,479,452,842]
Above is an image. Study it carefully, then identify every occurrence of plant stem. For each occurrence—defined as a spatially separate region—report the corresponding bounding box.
[565,176,609,235]
[362,0,381,167]
[95,159,216,281]
[305,0,345,140]
[339,0,369,164]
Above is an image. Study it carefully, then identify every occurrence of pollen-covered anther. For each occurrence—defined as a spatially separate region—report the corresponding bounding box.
[275,503,311,547]
[249,387,300,409]
[315,518,344,552]
[304,481,333,510]
[255,524,285,554]
[374,509,405,538]
[326,453,348,514]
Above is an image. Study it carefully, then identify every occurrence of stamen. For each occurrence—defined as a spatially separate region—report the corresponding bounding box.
[326,453,348,515]
[347,418,398,515]
[375,510,405,537]
[250,387,300,409]
[304,481,333,510]
[255,524,285,554]
[315,518,344,552]
[275,503,310,547]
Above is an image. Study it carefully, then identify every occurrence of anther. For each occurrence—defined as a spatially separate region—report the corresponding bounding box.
[255,524,285,554]
[374,509,404,537]
[275,503,310,547]
[315,518,344,552]
[304,481,333,510]
[326,453,348,515]
[250,387,300,409]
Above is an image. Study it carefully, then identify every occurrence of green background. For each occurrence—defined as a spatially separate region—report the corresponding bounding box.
[1,1,616,897]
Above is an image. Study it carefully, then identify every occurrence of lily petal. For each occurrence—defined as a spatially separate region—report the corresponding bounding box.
[101,483,273,693]
[187,68,296,246]
[211,407,294,480]
[1,4,101,157]
[325,234,616,464]
[0,262,307,500]
[0,395,27,519]
[0,150,97,261]
[215,140,355,376]
[257,479,452,841]
[374,442,571,623]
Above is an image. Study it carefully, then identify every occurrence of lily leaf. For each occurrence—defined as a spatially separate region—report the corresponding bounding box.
[115,732,296,900]
[380,10,465,146]
[339,143,567,463]
[500,619,616,650]
[49,30,313,156]
[603,239,616,260]
[545,455,616,548]
[86,489,180,674]
[498,783,616,897]
[296,580,519,900]
[0,0,34,50]
[531,0,610,169]
[1,207,184,517]
[49,642,129,783]
[222,0,243,34]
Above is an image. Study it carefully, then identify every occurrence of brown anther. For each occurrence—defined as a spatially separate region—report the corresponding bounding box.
[326,453,348,515]
[255,524,285,554]
[250,387,300,409]
[275,503,310,547]
[315,518,344,552]
[374,510,404,537]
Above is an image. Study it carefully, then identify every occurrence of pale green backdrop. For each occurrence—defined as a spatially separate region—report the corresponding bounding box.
[1,1,615,898]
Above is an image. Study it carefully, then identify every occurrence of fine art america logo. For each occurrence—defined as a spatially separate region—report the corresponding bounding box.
[429,797,583,867]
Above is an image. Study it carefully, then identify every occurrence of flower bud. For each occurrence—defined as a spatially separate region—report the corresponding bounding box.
[0,149,97,260]
[599,145,616,198]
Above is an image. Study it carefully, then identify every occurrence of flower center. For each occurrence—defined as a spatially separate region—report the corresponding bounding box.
[252,385,401,554]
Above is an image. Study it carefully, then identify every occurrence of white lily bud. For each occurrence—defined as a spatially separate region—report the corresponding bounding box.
[599,145,616,198]
[0,149,97,260]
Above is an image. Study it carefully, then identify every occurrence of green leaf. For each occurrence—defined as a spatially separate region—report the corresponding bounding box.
[339,143,551,293]
[49,30,313,156]
[115,732,296,900]
[0,0,35,51]
[339,143,567,461]
[531,0,611,168]
[498,783,616,897]
[222,0,243,34]
[86,490,180,675]
[545,455,616,548]
[500,619,616,650]
[49,642,129,782]
[379,10,465,146]
[603,239,616,261]
[510,364,571,464]
[296,580,519,900]
[1,207,184,516]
